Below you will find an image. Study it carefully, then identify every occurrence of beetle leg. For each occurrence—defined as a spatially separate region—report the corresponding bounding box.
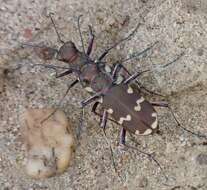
[111,64,125,80]
[100,110,108,131]
[86,25,95,56]
[92,102,102,123]
[97,24,140,61]
[40,80,79,124]
[92,102,121,125]
[124,143,168,181]
[137,84,165,97]
[119,128,126,145]
[151,101,207,139]
[124,70,149,84]
[118,128,168,180]
[55,69,73,78]
[102,129,122,180]
[112,63,164,96]
[81,93,102,108]
[92,102,100,112]
[150,101,169,107]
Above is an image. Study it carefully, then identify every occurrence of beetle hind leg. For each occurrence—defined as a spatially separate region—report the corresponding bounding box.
[151,101,207,139]
[92,102,121,125]
[118,128,168,181]
[119,128,126,145]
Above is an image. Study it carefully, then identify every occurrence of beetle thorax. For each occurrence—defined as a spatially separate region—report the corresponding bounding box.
[80,64,113,93]
[91,73,113,93]
[57,41,79,63]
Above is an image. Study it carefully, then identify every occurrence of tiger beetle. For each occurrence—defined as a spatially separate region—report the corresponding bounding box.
[22,14,207,180]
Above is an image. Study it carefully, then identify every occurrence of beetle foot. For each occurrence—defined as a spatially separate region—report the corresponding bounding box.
[117,143,127,153]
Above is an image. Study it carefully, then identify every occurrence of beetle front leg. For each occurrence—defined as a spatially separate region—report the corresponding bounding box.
[112,63,164,97]
[55,69,73,78]
[112,63,133,80]
[40,79,79,124]
[111,63,146,85]
[124,70,149,84]
[81,93,102,108]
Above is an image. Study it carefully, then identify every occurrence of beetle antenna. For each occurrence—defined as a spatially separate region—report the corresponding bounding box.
[49,13,65,44]
[77,15,86,55]
[124,143,168,182]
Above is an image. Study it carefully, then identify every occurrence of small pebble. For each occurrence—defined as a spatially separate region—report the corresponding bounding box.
[21,108,75,179]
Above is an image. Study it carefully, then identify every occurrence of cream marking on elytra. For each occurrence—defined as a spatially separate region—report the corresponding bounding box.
[151,112,158,129]
[118,114,131,124]
[127,86,133,94]
[104,65,111,73]
[135,128,152,135]
[135,130,140,135]
[107,108,114,114]
[134,97,145,111]
[143,128,152,135]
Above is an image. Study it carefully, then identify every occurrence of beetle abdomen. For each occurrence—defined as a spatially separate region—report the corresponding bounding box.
[102,84,158,135]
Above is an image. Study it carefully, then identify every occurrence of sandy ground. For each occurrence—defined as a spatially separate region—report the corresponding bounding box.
[0,0,207,189]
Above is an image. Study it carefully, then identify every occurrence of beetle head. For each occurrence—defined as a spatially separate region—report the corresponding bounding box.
[57,41,79,63]
[80,64,99,84]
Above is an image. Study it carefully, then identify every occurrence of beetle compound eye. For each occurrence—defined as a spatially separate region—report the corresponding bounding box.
[82,79,90,86]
